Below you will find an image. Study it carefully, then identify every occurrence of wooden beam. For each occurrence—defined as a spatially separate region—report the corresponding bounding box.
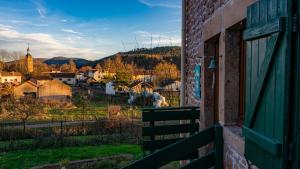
[143,106,199,111]
[243,17,286,41]
[142,123,199,136]
[142,109,200,122]
[122,126,215,169]
[143,138,182,151]
[180,152,215,169]
[214,124,223,169]
[243,127,282,156]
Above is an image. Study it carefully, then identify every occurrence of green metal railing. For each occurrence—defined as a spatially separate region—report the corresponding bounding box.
[122,124,223,169]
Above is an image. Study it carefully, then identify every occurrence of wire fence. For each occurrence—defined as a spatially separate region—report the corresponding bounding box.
[0,117,142,152]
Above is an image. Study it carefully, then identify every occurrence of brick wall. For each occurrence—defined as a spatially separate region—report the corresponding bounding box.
[184,0,230,106]
[183,0,257,168]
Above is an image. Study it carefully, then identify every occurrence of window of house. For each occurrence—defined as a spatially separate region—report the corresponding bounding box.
[24,92,36,98]
[224,21,246,126]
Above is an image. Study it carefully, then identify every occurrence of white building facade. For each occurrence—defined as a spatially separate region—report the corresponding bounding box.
[0,72,22,84]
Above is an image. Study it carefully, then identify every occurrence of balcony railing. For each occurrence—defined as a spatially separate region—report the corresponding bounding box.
[121,107,223,169]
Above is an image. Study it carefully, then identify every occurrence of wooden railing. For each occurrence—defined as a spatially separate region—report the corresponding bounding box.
[142,106,200,157]
[121,107,223,169]
[122,124,223,169]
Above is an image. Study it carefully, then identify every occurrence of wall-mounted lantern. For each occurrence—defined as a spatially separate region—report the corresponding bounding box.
[208,58,217,70]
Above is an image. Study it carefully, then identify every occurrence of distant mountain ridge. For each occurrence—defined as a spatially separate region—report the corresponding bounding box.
[42,46,181,70]
[44,57,92,68]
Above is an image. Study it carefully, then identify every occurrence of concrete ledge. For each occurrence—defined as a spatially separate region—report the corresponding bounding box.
[223,125,244,156]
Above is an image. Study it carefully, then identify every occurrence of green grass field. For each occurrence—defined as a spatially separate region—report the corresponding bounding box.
[0,144,141,169]
[0,134,139,152]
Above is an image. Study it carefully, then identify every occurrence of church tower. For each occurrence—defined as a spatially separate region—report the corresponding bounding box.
[25,45,34,73]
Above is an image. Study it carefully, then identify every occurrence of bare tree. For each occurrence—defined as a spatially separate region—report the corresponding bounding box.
[69,59,77,73]
[2,96,44,132]
[74,95,91,127]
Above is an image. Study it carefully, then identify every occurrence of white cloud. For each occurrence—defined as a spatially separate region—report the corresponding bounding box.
[1,19,48,27]
[0,24,105,59]
[33,23,49,27]
[0,24,14,30]
[37,7,46,18]
[9,20,30,24]
[134,30,180,46]
[60,19,68,23]
[32,0,47,18]
[138,0,180,9]
[61,29,84,36]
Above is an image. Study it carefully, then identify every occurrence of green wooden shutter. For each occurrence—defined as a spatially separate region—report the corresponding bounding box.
[293,1,300,168]
[243,0,291,169]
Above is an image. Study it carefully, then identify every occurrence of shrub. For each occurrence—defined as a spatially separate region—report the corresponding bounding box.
[131,94,154,106]
[60,159,70,168]
[0,128,49,141]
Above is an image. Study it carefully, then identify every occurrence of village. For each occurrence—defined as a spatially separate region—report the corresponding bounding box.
[0,46,181,110]
[0,46,182,169]
[1,0,300,169]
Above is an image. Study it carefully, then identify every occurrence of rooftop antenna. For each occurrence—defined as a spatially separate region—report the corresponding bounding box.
[169,37,173,47]
[150,33,153,49]
[135,37,140,50]
[157,36,161,47]
[121,40,127,52]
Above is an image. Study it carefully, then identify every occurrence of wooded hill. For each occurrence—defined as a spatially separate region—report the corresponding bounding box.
[94,46,181,70]
[42,46,181,70]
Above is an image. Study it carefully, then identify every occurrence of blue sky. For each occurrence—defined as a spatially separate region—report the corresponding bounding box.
[0,0,181,60]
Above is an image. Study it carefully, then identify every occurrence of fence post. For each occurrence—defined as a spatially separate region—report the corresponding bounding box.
[150,109,155,154]
[191,107,196,135]
[214,124,223,169]
[119,120,122,143]
[60,120,63,146]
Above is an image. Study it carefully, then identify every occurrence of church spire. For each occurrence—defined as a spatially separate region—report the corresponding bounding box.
[27,43,30,55]
[25,43,33,73]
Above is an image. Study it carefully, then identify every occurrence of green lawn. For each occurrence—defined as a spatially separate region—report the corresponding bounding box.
[0,134,137,152]
[0,144,141,169]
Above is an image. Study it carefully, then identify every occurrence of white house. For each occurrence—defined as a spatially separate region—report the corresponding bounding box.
[105,81,116,95]
[87,69,103,81]
[157,80,181,92]
[132,70,156,82]
[128,80,153,94]
[49,72,76,86]
[0,72,22,84]
[76,72,87,82]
